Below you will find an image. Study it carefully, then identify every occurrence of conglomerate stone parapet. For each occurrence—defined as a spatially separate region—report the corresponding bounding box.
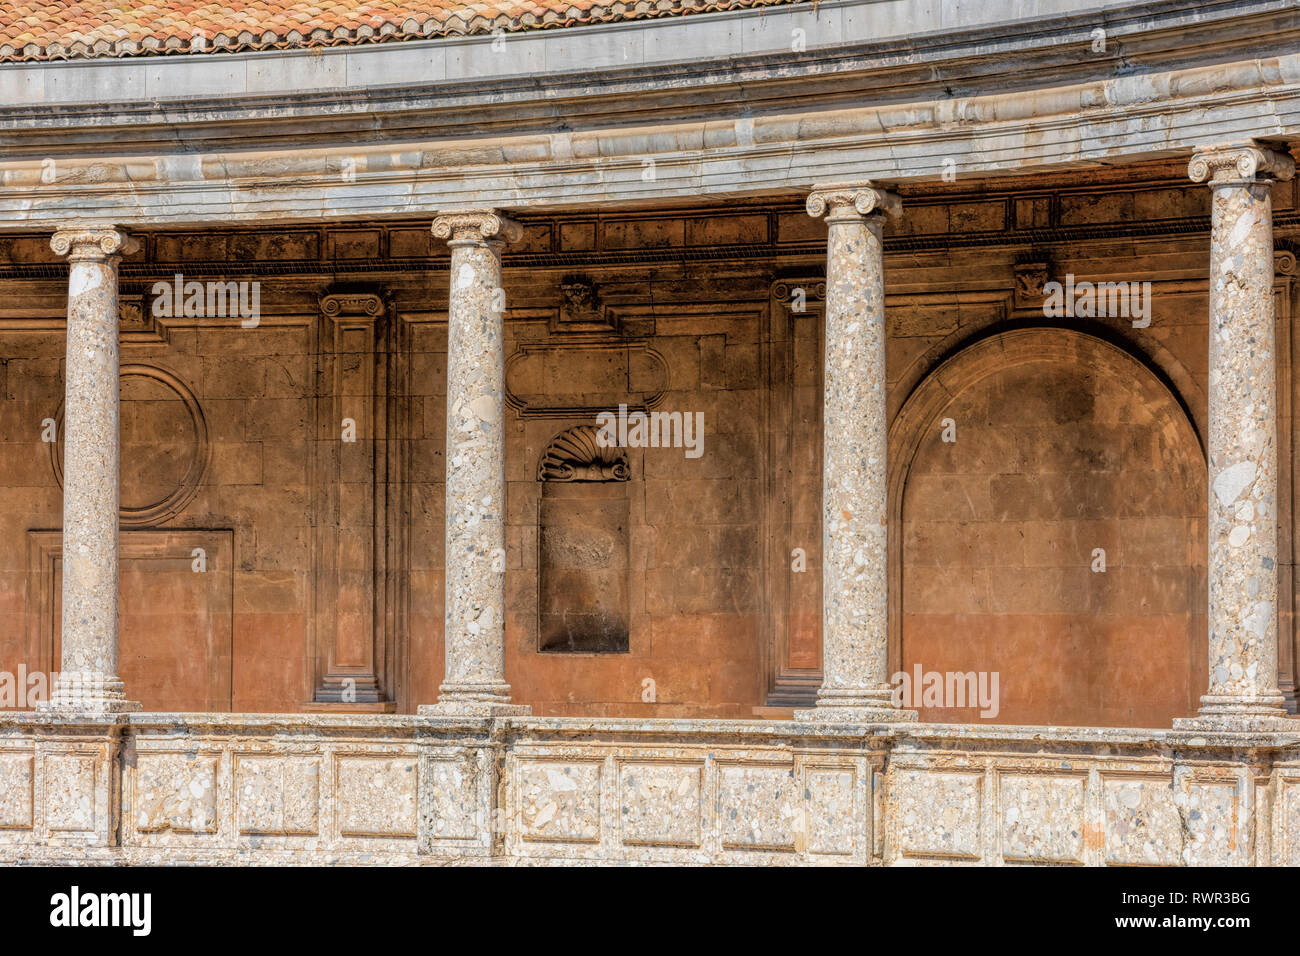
[2,713,1300,865]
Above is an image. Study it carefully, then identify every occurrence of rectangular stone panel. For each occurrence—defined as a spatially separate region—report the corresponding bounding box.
[618,762,702,848]
[389,228,435,258]
[1103,776,1181,866]
[893,769,982,860]
[504,341,666,419]
[718,765,798,851]
[152,232,229,261]
[133,752,219,834]
[1059,191,1134,225]
[228,232,318,261]
[1181,780,1239,867]
[44,754,99,834]
[804,766,859,856]
[602,219,684,250]
[517,761,601,844]
[327,230,381,259]
[0,753,33,830]
[336,756,418,839]
[1281,778,1300,867]
[558,221,596,251]
[998,773,1085,864]
[685,214,767,246]
[235,755,320,836]
[423,754,479,842]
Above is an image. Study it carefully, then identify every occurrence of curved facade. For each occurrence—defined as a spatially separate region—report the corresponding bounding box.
[2,0,1300,865]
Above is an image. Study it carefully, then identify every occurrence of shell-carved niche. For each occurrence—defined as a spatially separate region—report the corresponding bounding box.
[535,424,631,654]
[537,425,630,482]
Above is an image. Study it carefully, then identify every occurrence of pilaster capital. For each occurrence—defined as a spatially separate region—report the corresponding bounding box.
[806,182,901,222]
[1188,142,1296,187]
[1277,248,1298,277]
[431,210,523,245]
[50,226,139,262]
[321,291,385,319]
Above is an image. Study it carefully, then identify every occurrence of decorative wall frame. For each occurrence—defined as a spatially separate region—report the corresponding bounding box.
[49,363,210,528]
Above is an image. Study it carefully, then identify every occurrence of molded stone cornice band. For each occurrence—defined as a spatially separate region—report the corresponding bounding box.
[806,182,901,221]
[49,227,140,262]
[6,46,1300,230]
[431,211,524,245]
[1188,142,1297,187]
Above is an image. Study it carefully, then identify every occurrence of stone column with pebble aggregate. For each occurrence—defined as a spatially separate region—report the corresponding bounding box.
[1178,143,1297,730]
[40,227,141,714]
[421,211,530,717]
[796,184,916,723]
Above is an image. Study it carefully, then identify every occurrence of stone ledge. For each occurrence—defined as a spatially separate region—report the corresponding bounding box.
[1,712,1299,864]
[7,711,1300,748]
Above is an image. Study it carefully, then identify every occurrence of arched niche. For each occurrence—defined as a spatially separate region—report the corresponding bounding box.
[887,327,1207,727]
[536,424,632,653]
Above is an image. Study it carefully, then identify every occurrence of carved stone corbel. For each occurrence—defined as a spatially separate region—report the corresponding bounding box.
[1013,261,1050,309]
[551,275,620,334]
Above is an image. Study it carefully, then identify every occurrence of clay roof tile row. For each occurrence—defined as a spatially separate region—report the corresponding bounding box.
[0,0,803,61]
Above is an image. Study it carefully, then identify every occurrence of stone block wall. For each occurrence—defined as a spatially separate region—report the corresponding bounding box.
[0,160,1297,725]
[897,329,1207,727]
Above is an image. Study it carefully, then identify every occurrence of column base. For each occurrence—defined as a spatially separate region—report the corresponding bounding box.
[794,688,917,723]
[34,702,142,715]
[793,706,917,723]
[1173,693,1296,732]
[420,683,530,717]
[419,702,531,717]
[1173,714,1300,732]
[1279,678,1300,714]
[36,673,140,714]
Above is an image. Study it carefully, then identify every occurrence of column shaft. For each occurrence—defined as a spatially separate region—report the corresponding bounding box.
[1179,143,1296,729]
[42,228,139,713]
[421,211,529,717]
[796,183,914,723]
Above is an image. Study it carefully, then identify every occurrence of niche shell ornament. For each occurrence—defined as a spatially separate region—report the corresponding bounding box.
[538,424,631,482]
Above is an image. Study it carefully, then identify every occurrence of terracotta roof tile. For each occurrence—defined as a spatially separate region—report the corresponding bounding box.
[0,0,806,62]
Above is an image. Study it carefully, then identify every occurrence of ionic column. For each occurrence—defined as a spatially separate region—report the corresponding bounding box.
[1177,143,1296,730]
[795,183,915,723]
[420,211,529,717]
[40,227,140,714]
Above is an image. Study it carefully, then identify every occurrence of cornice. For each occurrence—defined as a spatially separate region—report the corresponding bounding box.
[1,1,1299,227]
[0,0,1296,151]
[3,77,1299,229]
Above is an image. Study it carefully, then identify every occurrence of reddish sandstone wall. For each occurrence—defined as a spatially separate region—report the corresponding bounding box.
[0,171,1293,724]
[897,330,1207,726]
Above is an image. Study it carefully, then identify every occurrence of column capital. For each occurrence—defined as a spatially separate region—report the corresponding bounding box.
[431,210,523,244]
[806,182,901,221]
[1188,142,1296,186]
[50,226,139,262]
